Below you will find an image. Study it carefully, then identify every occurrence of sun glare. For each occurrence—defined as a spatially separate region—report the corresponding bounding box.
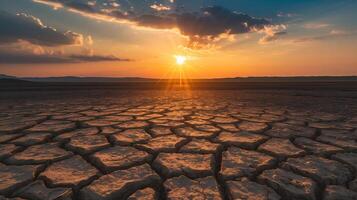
[175,55,186,65]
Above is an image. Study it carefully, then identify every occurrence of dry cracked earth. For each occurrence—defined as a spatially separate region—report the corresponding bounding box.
[1,90,357,200]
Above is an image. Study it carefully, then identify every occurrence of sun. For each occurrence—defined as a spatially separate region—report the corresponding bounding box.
[175,55,187,65]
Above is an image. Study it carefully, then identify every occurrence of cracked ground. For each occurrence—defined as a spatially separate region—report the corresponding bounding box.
[0,90,357,200]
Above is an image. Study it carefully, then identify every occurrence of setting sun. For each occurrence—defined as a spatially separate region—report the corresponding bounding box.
[175,55,187,65]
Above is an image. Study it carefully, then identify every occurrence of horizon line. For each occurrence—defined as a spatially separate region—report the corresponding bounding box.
[2,74,357,80]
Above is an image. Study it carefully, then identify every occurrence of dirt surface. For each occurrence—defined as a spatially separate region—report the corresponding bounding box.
[0,89,357,199]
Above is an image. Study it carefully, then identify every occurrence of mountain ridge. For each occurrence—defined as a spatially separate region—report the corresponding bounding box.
[1,74,357,83]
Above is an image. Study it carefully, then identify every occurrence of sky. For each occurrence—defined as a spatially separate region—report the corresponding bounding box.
[0,0,357,78]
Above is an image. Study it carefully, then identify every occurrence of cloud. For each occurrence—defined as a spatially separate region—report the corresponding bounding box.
[33,1,275,48]
[277,12,296,18]
[176,6,270,47]
[134,14,175,29]
[33,0,63,10]
[303,23,330,30]
[259,25,287,44]
[0,52,131,64]
[69,55,131,62]
[132,6,272,48]
[259,31,287,44]
[0,11,83,46]
[293,29,355,43]
[150,4,171,11]
[0,11,131,64]
[65,1,97,13]
[0,40,131,64]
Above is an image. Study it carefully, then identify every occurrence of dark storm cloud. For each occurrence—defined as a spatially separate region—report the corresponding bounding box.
[0,11,82,46]
[0,11,131,64]
[175,6,269,37]
[134,14,176,29]
[34,1,272,44]
[0,52,131,64]
[132,6,270,37]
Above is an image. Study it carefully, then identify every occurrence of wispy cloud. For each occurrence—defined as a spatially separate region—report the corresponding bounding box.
[293,29,355,43]
[303,23,330,30]
[277,12,297,18]
[0,52,131,64]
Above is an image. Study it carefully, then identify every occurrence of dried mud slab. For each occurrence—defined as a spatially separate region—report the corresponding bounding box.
[0,144,20,160]
[0,133,23,143]
[316,135,357,151]
[220,147,276,180]
[149,126,173,137]
[6,143,72,165]
[323,185,357,200]
[258,168,318,200]
[39,155,99,189]
[14,180,72,200]
[136,135,187,153]
[0,164,42,195]
[210,117,239,124]
[127,188,158,200]
[226,178,281,200]
[237,121,269,133]
[110,129,151,145]
[115,121,150,129]
[90,146,152,173]
[66,135,110,155]
[10,132,52,146]
[265,123,316,139]
[332,152,357,171]
[153,153,215,178]
[54,127,99,142]
[293,138,343,156]
[80,164,161,200]
[215,131,268,149]
[0,117,42,133]
[180,139,222,154]
[258,138,305,159]
[282,156,353,185]
[27,120,75,133]
[83,119,119,127]
[164,176,222,200]
[175,127,215,139]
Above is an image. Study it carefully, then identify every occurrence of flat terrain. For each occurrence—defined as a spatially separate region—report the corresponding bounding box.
[0,89,357,200]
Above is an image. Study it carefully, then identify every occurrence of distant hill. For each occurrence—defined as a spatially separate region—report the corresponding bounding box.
[22,76,155,83]
[1,74,357,91]
[0,78,34,86]
[206,76,357,82]
[19,76,357,83]
[1,74,357,83]
[0,74,17,79]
